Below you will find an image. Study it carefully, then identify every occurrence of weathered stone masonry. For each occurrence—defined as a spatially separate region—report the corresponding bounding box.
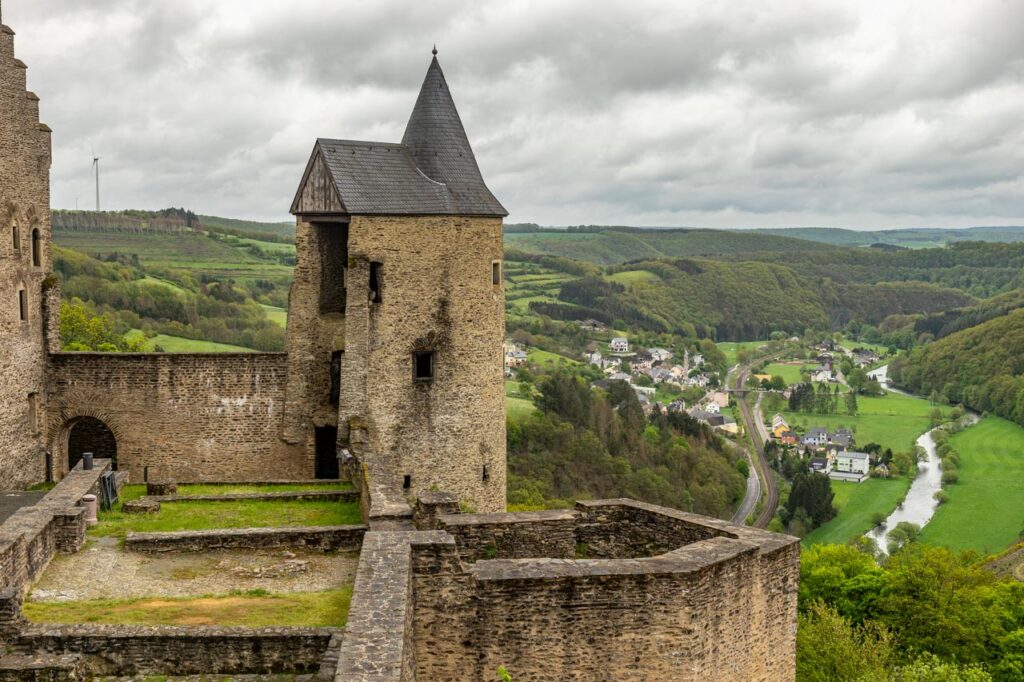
[45,352,303,482]
[0,3,53,490]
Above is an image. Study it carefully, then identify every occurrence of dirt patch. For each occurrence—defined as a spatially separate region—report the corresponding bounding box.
[29,536,358,601]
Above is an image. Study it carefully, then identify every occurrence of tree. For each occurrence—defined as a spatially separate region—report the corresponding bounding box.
[845,390,859,416]
[787,472,836,529]
[886,521,921,555]
[796,602,893,682]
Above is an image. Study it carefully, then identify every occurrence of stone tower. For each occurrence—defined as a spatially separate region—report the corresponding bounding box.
[286,52,507,512]
[0,1,54,489]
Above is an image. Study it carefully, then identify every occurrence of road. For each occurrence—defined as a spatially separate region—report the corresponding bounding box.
[730,440,761,524]
[733,365,778,529]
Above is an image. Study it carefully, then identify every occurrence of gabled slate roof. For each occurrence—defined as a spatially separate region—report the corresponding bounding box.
[292,53,506,217]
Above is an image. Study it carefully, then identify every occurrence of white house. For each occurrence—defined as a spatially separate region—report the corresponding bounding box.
[834,451,871,476]
[610,337,630,353]
[691,353,705,366]
[702,402,721,414]
[649,348,673,362]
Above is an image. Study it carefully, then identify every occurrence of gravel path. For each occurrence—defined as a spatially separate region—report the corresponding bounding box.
[29,537,358,601]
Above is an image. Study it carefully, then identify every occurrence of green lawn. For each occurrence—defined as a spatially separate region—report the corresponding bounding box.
[175,482,352,495]
[506,396,537,421]
[261,304,288,327]
[526,348,580,368]
[782,391,941,453]
[24,587,351,627]
[802,477,912,546]
[762,362,807,385]
[90,494,362,538]
[918,416,1024,554]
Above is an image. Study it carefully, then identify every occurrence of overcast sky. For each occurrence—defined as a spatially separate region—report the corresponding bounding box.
[5,0,1024,228]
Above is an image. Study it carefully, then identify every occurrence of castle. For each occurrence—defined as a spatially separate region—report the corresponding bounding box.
[0,6,798,679]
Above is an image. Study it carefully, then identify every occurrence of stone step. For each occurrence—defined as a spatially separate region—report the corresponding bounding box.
[0,652,85,681]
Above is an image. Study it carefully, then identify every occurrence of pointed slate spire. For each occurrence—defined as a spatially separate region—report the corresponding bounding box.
[402,51,507,216]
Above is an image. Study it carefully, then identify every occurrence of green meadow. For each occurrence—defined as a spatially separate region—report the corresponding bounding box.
[802,477,912,547]
[919,416,1024,554]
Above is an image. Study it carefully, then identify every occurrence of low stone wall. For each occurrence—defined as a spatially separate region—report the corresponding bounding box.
[124,524,367,553]
[438,510,577,562]
[16,623,338,676]
[337,499,800,682]
[334,531,451,682]
[123,489,360,514]
[0,461,110,594]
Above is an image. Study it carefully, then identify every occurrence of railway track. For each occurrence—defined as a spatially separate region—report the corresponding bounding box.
[733,366,778,529]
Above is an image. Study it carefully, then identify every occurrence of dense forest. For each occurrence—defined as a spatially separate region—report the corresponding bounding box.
[507,374,745,516]
[890,308,1024,427]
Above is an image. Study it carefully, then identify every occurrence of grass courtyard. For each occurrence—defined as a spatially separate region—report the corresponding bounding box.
[91,484,362,539]
[918,416,1024,554]
[24,587,352,628]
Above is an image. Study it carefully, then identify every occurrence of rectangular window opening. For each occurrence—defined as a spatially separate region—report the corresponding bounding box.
[413,351,435,381]
[369,262,382,303]
[492,261,501,286]
[402,474,412,490]
[482,464,490,482]
[317,223,348,314]
[18,290,27,321]
[27,393,38,434]
[329,350,344,405]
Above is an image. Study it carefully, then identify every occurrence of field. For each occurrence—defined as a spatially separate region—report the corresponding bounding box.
[918,416,1024,554]
[781,391,941,454]
[53,231,293,286]
[526,348,580,368]
[503,261,578,315]
[802,477,912,546]
[144,334,258,353]
[24,587,351,628]
[605,269,662,286]
[718,341,770,367]
[505,380,537,420]
[261,304,288,327]
[762,362,807,385]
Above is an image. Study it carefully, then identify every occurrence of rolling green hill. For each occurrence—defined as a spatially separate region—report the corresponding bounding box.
[753,225,1024,248]
[891,307,1024,426]
[504,228,835,264]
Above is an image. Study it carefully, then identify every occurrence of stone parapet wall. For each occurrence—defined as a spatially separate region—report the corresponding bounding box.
[15,623,338,677]
[124,524,367,553]
[438,509,577,562]
[46,352,306,482]
[0,460,111,595]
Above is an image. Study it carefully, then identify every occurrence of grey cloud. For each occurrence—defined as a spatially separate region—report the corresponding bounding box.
[3,0,1022,227]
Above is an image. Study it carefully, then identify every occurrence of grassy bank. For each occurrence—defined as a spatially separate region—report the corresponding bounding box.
[802,477,912,547]
[919,416,1024,554]
[24,587,351,627]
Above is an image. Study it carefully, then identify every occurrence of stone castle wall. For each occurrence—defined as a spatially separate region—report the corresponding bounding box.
[336,500,799,682]
[46,353,309,482]
[337,215,506,513]
[0,9,53,490]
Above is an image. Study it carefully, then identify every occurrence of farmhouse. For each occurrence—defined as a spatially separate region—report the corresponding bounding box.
[609,336,630,352]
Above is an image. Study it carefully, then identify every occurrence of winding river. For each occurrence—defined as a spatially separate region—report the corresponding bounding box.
[865,365,977,552]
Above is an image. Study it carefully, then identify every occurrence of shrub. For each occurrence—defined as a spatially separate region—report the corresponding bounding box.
[941,470,960,485]
[933,490,949,505]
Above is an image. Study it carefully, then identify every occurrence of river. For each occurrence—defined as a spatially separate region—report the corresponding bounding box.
[866,365,977,553]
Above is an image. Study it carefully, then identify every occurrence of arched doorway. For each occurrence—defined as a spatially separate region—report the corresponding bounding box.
[67,417,117,471]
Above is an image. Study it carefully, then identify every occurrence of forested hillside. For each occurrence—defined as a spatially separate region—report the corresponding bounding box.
[890,308,1024,427]
[550,258,974,341]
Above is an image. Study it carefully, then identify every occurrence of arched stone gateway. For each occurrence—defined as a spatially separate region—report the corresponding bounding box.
[63,416,118,472]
